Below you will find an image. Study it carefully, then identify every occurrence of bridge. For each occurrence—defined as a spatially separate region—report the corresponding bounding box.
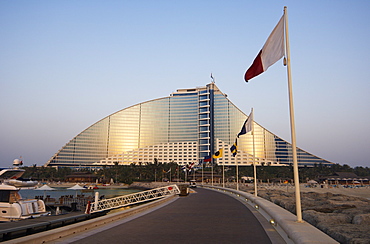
[2,185,338,244]
[85,184,180,214]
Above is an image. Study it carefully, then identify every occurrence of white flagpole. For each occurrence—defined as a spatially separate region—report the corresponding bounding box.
[222,162,225,188]
[202,160,204,185]
[236,161,239,190]
[252,108,257,196]
[211,161,214,186]
[284,6,303,222]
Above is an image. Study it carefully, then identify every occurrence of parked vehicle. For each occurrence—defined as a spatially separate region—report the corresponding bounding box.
[189,180,197,188]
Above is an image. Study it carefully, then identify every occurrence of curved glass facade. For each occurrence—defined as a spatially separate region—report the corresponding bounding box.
[45,83,333,167]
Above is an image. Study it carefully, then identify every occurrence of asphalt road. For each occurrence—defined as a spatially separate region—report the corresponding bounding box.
[64,188,282,244]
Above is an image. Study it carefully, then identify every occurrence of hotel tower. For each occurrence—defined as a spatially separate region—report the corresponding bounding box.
[45,83,333,168]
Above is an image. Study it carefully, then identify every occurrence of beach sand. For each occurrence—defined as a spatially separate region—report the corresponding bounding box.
[208,182,370,200]
[298,185,370,199]
[263,184,370,200]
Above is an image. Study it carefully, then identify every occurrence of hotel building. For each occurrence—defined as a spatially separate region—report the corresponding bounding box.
[45,83,333,168]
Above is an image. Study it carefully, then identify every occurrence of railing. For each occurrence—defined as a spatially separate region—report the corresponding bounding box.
[85,184,180,214]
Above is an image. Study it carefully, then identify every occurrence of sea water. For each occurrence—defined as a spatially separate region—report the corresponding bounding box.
[19,187,141,200]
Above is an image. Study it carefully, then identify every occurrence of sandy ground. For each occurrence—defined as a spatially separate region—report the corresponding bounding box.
[201,182,370,200]
[249,183,370,200]
[260,184,370,199]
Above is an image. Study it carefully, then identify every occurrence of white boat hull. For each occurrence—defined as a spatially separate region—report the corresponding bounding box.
[0,199,49,221]
[0,184,50,221]
[7,179,38,187]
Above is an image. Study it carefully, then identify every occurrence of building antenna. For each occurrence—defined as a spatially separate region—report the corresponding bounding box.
[210,73,215,83]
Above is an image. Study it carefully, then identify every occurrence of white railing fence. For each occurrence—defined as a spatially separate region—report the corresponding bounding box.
[86,184,180,214]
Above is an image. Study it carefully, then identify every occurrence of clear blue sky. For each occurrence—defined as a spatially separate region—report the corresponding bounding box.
[1,1,369,168]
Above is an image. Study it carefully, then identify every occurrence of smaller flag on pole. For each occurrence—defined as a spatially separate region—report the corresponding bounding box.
[203,155,212,163]
[187,162,195,170]
[238,109,254,138]
[213,148,223,158]
[230,139,238,157]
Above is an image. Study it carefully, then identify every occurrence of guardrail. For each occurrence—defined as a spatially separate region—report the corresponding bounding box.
[86,184,180,214]
[203,185,339,244]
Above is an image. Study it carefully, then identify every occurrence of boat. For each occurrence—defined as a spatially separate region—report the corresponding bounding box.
[0,184,50,221]
[7,178,39,187]
[0,169,38,187]
[86,185,99,189]
[0,168,25,180]
[0,159,38,187]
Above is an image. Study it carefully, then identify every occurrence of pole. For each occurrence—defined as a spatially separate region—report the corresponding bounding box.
[222,163,225,188]
[94,192,99,211]
[284,6,303,222]
[236,163,239,190]
[202,160,204,185]
[211,162,214,186]
[252,108,257,196]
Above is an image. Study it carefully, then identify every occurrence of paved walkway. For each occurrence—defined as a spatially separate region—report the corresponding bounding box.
[62,188,284,244]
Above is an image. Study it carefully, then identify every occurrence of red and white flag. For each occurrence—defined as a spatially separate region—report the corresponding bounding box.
[244,15,285,82]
